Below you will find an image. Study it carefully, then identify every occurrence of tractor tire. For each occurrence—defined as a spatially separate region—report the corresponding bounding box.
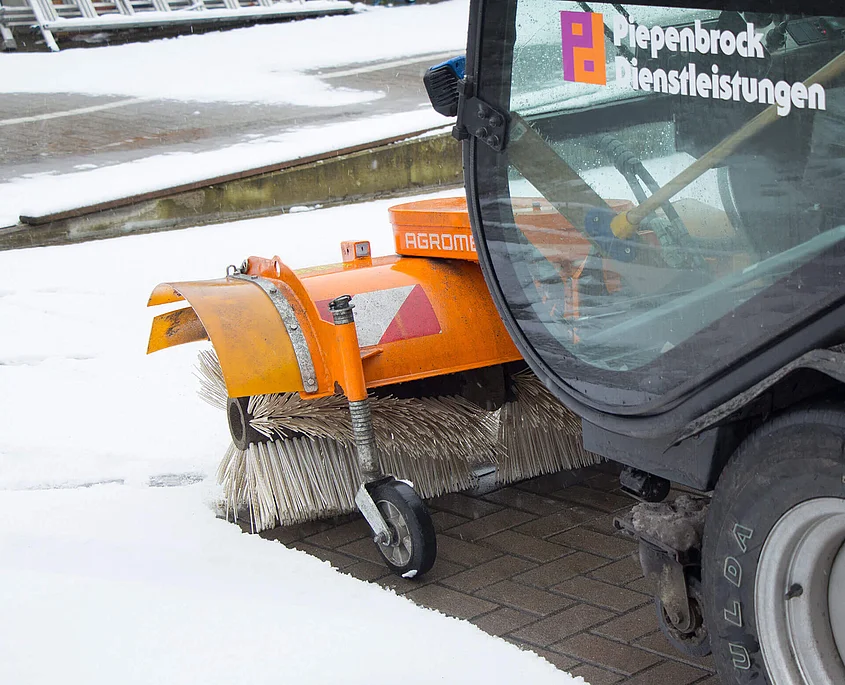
[702,406,845,684]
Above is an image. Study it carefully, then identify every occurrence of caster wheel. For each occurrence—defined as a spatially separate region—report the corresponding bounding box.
[371,480,436,578]
[703,407,845,684]
[655,575,711,657]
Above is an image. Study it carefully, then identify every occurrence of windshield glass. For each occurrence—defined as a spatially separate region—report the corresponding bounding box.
[478,0,845,403]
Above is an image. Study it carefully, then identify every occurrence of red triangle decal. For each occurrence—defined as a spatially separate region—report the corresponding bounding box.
[379,285,441,344]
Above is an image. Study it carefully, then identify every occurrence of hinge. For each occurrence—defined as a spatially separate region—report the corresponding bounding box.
[452,82,509,152]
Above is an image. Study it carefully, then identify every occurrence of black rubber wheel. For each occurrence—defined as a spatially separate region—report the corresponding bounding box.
[655,575,711,657]
[702,406,845,684]
[371,480,436,578]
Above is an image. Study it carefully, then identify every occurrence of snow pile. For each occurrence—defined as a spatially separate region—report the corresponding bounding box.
[0,195,586,684]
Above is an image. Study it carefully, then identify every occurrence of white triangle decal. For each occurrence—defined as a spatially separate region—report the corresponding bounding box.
[350,286,414,347]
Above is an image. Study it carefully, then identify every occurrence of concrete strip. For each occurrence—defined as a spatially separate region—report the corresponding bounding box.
[0,131,463,251]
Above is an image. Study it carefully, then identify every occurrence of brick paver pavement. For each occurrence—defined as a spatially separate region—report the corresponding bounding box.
[258,463,719,684]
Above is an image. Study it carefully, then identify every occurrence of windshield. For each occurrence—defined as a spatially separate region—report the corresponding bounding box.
[474,0,845,405]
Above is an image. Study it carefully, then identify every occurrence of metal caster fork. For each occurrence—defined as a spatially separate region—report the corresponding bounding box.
[329,295,437,578]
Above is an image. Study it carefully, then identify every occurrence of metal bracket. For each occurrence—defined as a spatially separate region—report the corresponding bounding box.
[640,542,694,632]
[452,82,508,152]
[355,482,391,545]
[231,273,318,393]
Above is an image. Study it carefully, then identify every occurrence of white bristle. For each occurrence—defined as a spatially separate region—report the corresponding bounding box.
[201,351,598,532]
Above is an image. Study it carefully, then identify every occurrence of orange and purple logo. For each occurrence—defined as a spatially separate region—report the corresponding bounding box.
[561,11,606,85]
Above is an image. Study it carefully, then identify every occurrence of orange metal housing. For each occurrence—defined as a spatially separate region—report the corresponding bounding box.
[147,240,522,400]
[390,197,478,261]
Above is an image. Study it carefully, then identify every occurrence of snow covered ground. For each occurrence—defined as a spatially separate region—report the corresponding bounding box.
[0,194,586,684]
[0,2,469,106]
[0,1,467,225]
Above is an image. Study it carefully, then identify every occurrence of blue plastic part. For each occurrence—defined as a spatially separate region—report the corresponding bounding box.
[429,55,466,80]
[584,207,638,263]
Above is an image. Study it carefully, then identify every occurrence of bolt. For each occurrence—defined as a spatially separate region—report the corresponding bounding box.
[477,103,490,118]
[488,112,503,127]
[486,134,500,148]
[786,583,804,600]
[289,323,298,331]
[475,126,489,139]
[328,294,353,312]
[269,286,277,294]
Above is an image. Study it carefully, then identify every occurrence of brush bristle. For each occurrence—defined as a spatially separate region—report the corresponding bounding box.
[200,350,598,531]
[497,369,602,484]
[217,436,476,530]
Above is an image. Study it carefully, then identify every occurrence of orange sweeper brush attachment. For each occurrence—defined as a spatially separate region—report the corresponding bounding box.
[146,197,600,543]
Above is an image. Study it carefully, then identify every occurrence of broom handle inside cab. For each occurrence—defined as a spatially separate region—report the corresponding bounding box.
[610,49,845,239]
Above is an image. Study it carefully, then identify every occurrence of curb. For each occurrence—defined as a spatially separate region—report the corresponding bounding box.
[0,130,462,251]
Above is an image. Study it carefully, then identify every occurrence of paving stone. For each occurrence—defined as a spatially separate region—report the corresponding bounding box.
[620,660,710,685]
[581,512,626,536]
[549,527,637,560]
[592,605,661,643]
[552,576,650,612]
[626,575,657,595]
[482,487,571,516]
[584,471,625,493]
[337,537,384,565]
[257,526,305,545]
[525,648,581,673]
[514,506,600,539]
[342,560,389,582]
[442,554,537,593]
[431,511,470,533]
[377,559,464,594]
[302,517,371,548]
[475,580,574,617]
[436,534,502,567]
[513,552,608,589]
[513,469,592,495]
[290,542,358,570]
[405,584,497,620]
[552,485,634,513]
[470,607,537,636]
[512,603,615,647]
[276,517,341,539]
[446,508,536,542]
[566,664,625,685]
[484,529,571,563]
[428,492,503,520]
[633,631,716,671]
[590,554,643,586]
[551,633,661,676]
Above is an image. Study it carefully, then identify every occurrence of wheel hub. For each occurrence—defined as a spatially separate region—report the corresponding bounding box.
[376,500,413,567]
[755,498,845,685]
